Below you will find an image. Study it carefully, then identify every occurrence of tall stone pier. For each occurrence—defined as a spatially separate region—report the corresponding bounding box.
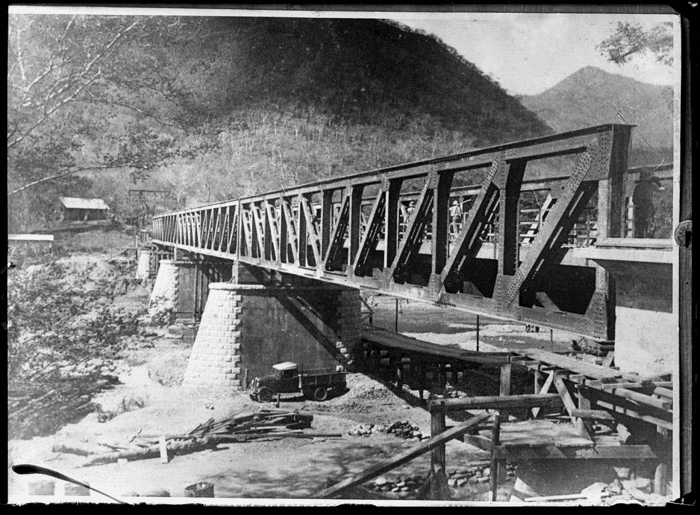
[146,251,232,324]
[182,263,361,391]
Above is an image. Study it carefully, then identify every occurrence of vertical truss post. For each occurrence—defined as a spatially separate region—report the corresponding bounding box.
[279,195,289,264]
[496,159,527,313]
[348,185,364,268]
[429,170,455,297]
[297,196,307,267]
[321,190,333,257]
[384,179,402,269]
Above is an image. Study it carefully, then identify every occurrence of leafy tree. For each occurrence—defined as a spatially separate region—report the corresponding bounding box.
[598,22,673,66]
[6,14,219,230]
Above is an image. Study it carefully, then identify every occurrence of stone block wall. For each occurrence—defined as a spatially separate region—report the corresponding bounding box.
[182,279,363,392]
[135,249,151,282]
[183,283,243,389]
[145,259,180,325]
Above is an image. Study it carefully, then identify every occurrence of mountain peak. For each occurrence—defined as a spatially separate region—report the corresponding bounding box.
[520,66,673,159]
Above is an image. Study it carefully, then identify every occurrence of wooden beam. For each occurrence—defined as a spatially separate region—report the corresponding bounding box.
[427,394,563,412]
[495,444,657,461]
[553,373,593,440]
[532,371,555,419]
[513,349,642,382]
[570,409,615,421]
[315,412,491,499]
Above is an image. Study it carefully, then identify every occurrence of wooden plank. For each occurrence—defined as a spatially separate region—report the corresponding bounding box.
[495,444,657,461]
[315,412,491,498]
[361,326,511,365]
[594,399,673,430]
[514,348,642,381]
[570,409,616,422]
[603,387,671,411]
[463,435,493,452]
[427,394,563,412]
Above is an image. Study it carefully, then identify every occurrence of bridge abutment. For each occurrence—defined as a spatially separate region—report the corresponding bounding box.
[182,263,361,392]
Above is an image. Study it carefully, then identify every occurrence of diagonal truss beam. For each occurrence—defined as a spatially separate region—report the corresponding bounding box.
[323,194,350,271]
[352,187,386,276]
[386,170,435,284]
[300,194,322,266]
[505,151,594,304]
[438,160,503,290]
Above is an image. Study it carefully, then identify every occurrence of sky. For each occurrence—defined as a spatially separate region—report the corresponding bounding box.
[11,6,681,97]
[391,12,679,96]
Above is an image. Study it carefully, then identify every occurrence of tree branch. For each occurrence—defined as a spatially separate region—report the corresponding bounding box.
[8,165,112,197]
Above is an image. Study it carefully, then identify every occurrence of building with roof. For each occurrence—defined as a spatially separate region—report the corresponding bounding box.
[59,197,110,222]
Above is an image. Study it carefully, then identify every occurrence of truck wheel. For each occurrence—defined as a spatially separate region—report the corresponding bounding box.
[257,387,274,403]
[312,386,329,402]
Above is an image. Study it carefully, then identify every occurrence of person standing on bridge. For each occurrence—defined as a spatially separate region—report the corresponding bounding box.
[449,200,463,240]
[633,176,665,238]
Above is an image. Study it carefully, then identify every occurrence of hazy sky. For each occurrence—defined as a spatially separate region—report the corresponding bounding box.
[391,12,679,95]
[11,6,680,96]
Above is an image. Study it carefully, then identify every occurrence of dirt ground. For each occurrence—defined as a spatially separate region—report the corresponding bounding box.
[6,253,599,505]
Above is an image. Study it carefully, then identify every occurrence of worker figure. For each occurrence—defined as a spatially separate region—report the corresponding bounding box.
[449,200,463,239]
[633,176,665,238]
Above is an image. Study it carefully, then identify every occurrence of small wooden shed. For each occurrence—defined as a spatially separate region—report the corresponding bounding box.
[59,197,110,222]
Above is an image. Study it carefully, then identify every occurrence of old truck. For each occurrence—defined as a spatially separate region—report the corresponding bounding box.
[248,362,347,402]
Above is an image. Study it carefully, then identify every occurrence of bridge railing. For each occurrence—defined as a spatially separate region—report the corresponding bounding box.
[153,124,640,340]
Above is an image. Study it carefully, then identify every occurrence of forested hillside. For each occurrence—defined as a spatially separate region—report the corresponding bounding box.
[8,15,552,231]
[520,66,674,167]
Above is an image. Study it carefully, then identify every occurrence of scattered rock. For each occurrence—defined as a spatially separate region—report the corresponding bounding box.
[623,477,652,494]
[606,479,623,495]
[581,482,608,502]
[613,466,631,479]
[374,476,388,487]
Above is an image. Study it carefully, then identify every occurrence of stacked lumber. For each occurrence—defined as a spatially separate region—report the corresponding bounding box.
[53,409,342,467]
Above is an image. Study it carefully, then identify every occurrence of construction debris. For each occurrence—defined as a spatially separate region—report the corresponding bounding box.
[347,420,430,442]
[54,408,340,467]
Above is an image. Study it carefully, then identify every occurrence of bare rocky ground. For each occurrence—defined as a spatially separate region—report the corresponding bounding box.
[7,251,657,506]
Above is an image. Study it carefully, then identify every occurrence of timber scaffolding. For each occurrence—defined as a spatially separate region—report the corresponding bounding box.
[314,324,672,500]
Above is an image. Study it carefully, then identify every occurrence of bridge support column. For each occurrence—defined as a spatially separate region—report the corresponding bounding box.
[145,254,232,325]
[182,263,362,392]
[135,248,151,282]
[145,259,185,325]
[183,283,243,390]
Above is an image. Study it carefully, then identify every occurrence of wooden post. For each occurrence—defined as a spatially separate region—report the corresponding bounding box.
[490,412,501,502]
[476,315,480,352]
[431,402,446,473]
[394,298,399,333]
[419,364,426,402]
[654,462,668,496]
[500,363,512,421]
[244,369,249,390]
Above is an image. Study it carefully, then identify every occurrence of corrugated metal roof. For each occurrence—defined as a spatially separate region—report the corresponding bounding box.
[59,197,110,210]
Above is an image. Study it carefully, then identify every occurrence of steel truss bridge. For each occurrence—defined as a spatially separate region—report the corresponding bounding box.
[152,124,643,341]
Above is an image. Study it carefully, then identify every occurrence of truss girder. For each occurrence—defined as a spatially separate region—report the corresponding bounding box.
[151,124,633,339]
